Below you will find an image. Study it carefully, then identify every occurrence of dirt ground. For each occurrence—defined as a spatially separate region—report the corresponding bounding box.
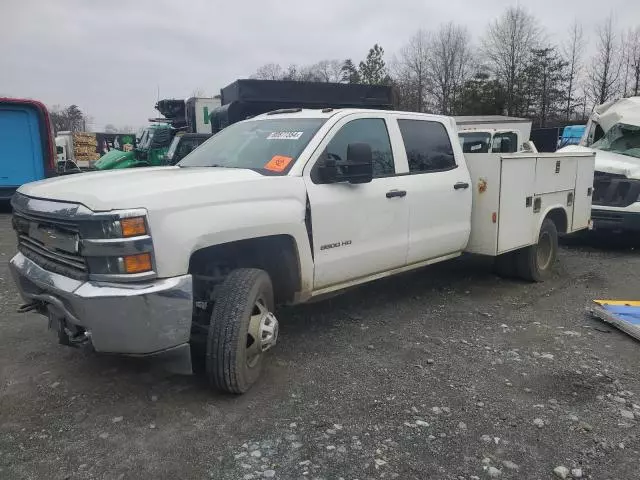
[1,209,639,480]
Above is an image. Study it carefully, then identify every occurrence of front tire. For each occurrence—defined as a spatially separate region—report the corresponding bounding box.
[206,268,277,394]
[516,218,558,282]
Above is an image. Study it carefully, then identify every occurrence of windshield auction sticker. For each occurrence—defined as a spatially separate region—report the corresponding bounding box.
[264,155,293,172]
[267,131,304,140]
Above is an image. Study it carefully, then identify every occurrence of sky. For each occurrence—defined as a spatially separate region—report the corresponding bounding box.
[2,0,639,130]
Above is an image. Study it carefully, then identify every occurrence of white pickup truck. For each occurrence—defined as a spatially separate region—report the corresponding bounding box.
[9,108,595,393]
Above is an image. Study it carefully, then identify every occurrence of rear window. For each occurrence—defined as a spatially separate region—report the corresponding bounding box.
[458,131,491,153]
[398,119,456,173]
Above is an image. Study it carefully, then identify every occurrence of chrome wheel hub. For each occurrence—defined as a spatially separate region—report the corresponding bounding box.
[246,299,279,368]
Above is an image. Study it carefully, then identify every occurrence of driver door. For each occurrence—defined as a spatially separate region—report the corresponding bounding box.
[303,114,410,290]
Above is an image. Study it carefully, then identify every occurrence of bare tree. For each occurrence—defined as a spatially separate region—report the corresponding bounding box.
[251,63,285,80]
[562,20,584,120]
[427,22,473,115]
[49,104,88,133]
[622,27,640,97]
[483,6,539,115]
[191,88,206,97]
[586,15,622,105]
[251,61,343,83]
[394,30,431,112]
[631,27,640,96]
[312,60,343,83]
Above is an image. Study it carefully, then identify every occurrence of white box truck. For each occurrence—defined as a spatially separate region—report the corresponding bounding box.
[559,97,640,234]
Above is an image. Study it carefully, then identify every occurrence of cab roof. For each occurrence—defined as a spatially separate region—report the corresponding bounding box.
[251,107,451,124]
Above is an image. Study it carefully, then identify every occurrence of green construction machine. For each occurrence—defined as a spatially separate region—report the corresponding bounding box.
[93,123,174,170]
[94,96,220,170]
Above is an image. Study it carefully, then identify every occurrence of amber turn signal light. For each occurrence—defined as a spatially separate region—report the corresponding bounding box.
[120,217,147,237]
[123,253,152,274]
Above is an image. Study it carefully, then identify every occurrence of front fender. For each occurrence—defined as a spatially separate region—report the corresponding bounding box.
[537,200,570,236]
[146,178,314,295]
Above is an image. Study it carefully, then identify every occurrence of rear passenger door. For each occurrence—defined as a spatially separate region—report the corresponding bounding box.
[393,117,472,265]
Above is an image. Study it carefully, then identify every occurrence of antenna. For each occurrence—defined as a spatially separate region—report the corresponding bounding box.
[156,85,160,102]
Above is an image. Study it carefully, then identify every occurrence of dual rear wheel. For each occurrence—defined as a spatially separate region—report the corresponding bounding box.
[493,219,559,282]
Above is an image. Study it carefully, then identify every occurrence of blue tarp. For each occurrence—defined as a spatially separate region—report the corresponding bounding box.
[560,125,586,146]
[591,301,640,341]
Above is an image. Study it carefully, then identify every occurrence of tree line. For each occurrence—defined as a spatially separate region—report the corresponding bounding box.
[49,105,90,133]
[251,7,640,127]
[49,104,136,134]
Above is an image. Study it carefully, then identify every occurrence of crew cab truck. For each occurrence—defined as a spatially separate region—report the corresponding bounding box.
[9,108,594,393]
[559,97,640,234]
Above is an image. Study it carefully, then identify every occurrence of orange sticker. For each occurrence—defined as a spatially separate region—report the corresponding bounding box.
[264,155,293,172]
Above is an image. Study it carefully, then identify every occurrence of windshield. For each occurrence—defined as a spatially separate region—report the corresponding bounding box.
[592,123,640,159]
[458,132,491,153]
[165,136,181,160]
[178,118,326,174]
[137,128,155,150]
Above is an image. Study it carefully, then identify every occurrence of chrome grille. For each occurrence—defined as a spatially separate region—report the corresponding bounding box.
[13,211,88,280]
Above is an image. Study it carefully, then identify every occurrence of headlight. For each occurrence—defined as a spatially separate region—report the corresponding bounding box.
[120,217,147,237]
[84,217,148,239]
[87,253,153,275]
[79,210,155,280]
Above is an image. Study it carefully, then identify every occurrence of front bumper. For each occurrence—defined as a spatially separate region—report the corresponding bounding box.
[10,252,193,356]
[591,208,640,232]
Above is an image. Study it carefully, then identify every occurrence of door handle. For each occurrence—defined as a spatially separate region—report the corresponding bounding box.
[454,182,469,190]
[386,190,407,198]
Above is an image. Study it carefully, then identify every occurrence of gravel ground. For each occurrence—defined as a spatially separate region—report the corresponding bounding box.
[1,208,639,480]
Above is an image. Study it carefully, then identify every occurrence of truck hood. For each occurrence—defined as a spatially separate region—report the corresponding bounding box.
[18,166,294,211]
[592,97,640,132]
[559,145,640,179]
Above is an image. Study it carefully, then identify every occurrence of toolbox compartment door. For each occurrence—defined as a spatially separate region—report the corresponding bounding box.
[497,157,536,253]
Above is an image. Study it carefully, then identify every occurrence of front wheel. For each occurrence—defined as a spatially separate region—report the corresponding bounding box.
[516,218,558,282]
[206,269,278,394]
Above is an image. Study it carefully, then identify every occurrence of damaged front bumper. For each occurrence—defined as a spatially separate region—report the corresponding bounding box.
[10,252,194,373]
[591,206,640,232]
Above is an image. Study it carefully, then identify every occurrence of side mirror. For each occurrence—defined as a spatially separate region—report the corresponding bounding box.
[319,143,373,184]
[345,143,373,184]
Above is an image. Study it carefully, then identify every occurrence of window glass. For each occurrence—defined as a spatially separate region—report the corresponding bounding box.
[398,119,456,172]
[458,131,491,153]
[179,118,325,175]
[492,132,518,153]
[592,123,640,159]
[326,118,394,177]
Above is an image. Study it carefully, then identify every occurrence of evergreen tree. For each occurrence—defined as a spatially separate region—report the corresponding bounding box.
[358,44,388,85]
[340,59,360,83]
